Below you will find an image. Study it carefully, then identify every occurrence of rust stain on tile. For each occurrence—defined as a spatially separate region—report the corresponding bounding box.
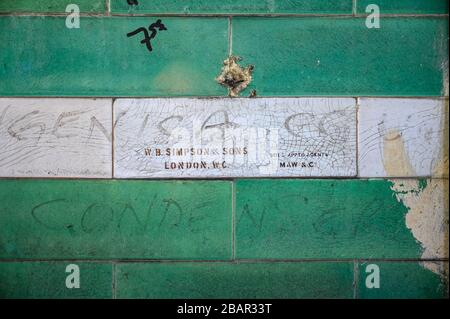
[382,129,415,176]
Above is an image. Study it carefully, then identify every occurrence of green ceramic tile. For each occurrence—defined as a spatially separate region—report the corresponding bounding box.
[0,180,232,259]
[232,17,448,96]
[0,262,112,299]
[357,0,449,14]
[111,0,352,14]
[235,179,446,259]
[0,0,105,13]
[357,262,448,299]
[0,16,228,96]
[115,262,354,298]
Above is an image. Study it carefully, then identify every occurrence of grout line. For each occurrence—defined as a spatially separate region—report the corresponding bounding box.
[355,97,360,177]
[226,16,233,97]
[105,0,110,16]
[1,96,448,99]
[112,262,117,299]
[0,12,106,17]
[353,259,359,299]
[228,16,233,56]
[0,12,447,18]
[0,258,447,263]
[0,176,448,181]
[352,0,357,16]
[231,179,236,261]
[107,13,450,18]
[111,98,115,179]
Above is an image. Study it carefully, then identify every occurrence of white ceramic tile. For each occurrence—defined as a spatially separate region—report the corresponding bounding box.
[114,98,357,178]
[358,98,448,178]
[0,98,112,178]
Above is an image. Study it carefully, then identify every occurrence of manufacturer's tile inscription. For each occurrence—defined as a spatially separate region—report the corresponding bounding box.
[114,98,357,178]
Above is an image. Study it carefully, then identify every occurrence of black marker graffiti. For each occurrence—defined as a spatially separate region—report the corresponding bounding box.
[127,19,167,53]
[127,0,139,5]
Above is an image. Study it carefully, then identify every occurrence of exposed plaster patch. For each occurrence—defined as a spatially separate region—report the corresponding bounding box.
[432,100,449,178]
[390,179,449,277]
[216,56,254,97]
[422,261,449,285]
[384,124,449,278]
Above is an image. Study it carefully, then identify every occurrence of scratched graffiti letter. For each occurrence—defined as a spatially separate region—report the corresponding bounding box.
[65,4,80,29]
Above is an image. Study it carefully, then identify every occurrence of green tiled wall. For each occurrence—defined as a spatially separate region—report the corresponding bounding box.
[0,0,106,13]
[0,180,232,260]
[232,17,448,96]
[0,1,448,299]
[235,179,423,259]
[357,262,448,299]
[357,0,449,14]
[115,262,355,299]
[0,262,112,299]
[0,16,228,96]
[1,16,448,96]
[110,0,353,14]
